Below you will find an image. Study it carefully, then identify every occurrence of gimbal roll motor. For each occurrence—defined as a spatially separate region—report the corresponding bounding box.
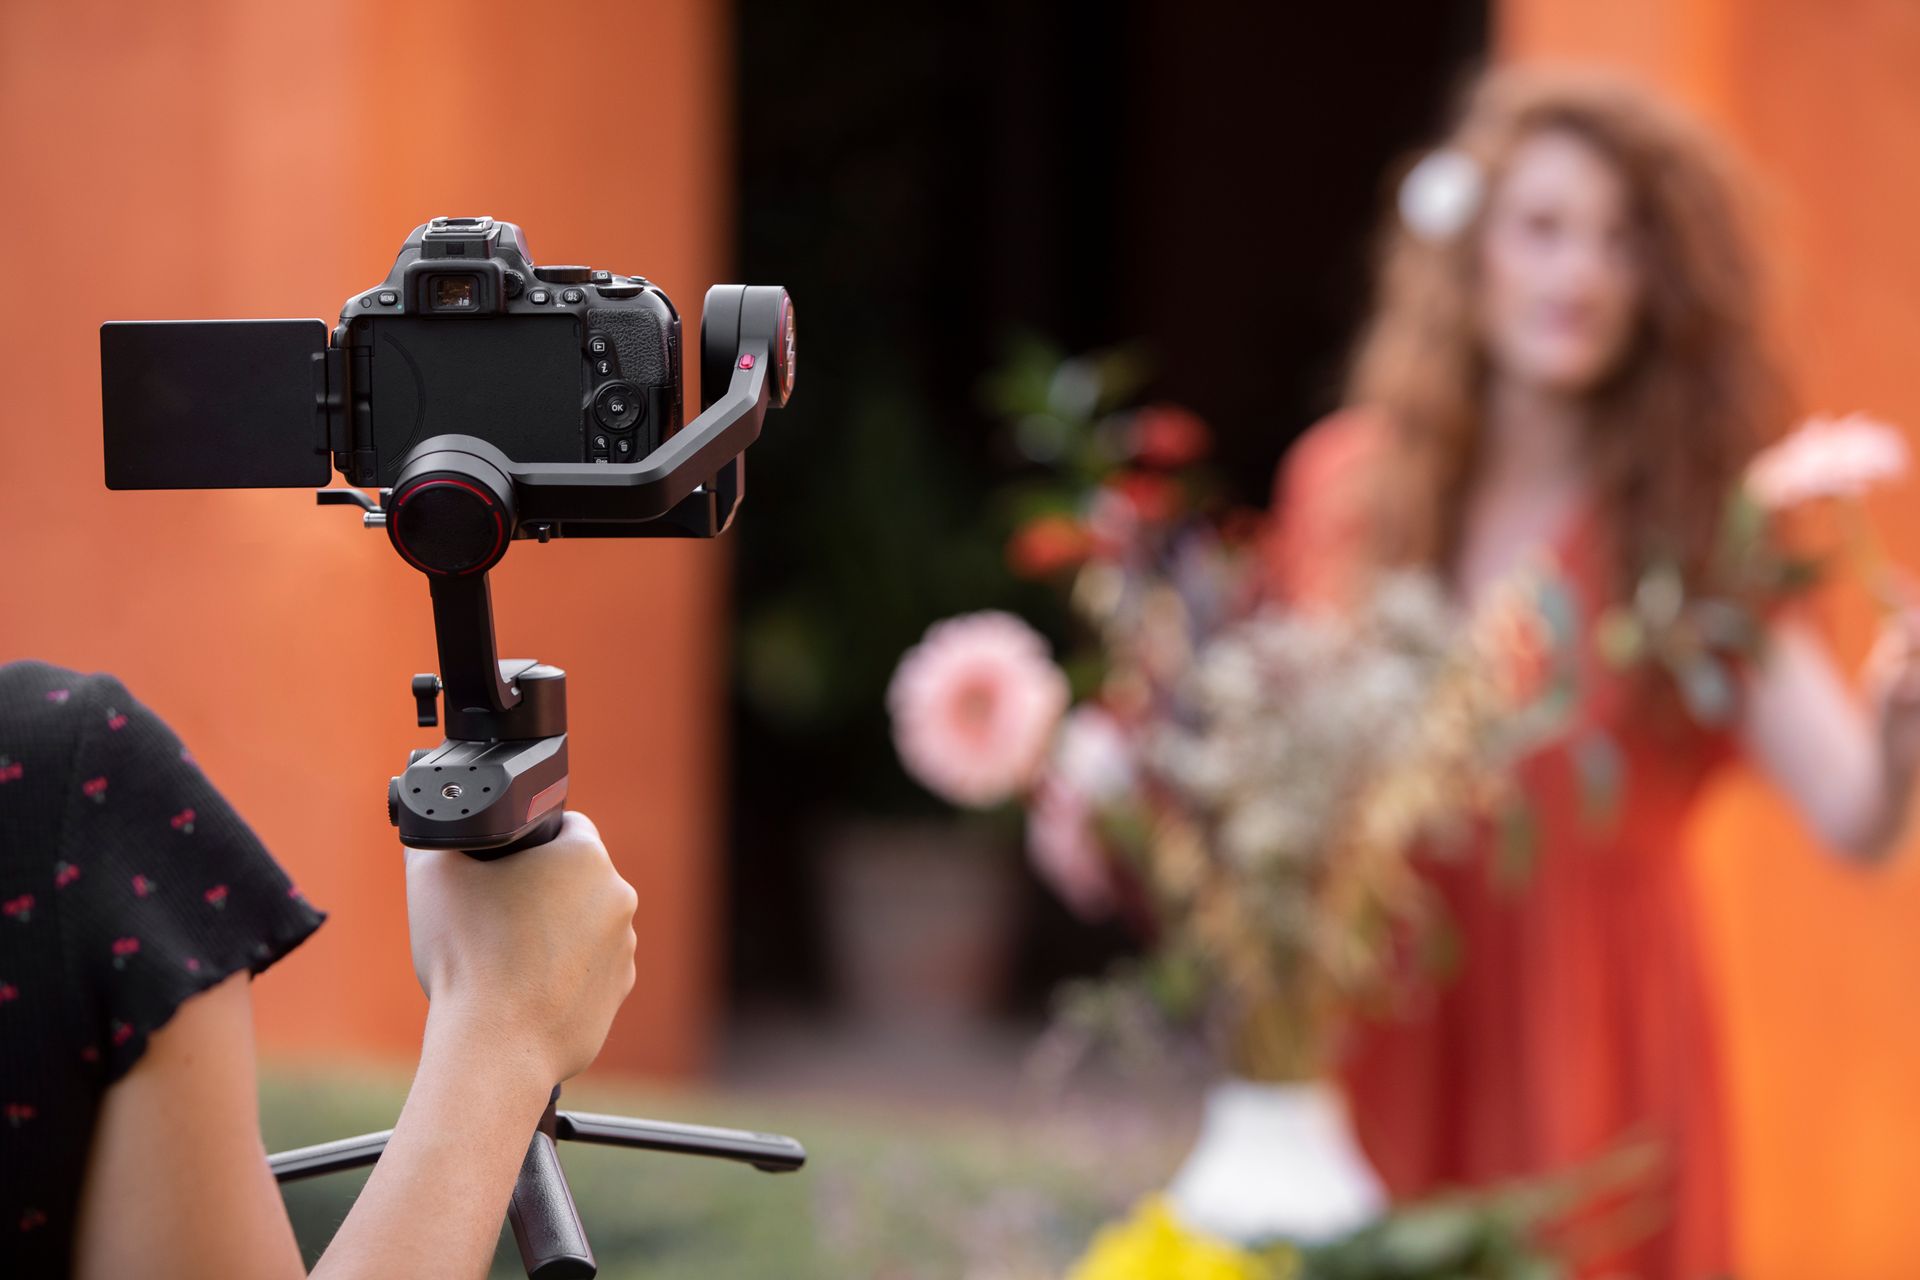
[100,216,804,1280]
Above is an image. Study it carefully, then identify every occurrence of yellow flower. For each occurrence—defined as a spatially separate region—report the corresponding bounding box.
[1066,1197,1295,1280]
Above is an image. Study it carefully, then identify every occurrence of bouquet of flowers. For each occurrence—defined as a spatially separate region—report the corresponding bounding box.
[885,342,1575,1082]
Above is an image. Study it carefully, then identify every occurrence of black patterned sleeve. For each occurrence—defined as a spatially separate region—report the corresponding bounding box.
[52,671,326,1082]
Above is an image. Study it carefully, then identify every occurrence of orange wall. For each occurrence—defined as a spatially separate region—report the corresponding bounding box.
[0,0,732,1078]
[1504,2,1920,1275]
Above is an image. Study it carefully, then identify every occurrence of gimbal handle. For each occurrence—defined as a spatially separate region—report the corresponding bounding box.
[374,285,792,855]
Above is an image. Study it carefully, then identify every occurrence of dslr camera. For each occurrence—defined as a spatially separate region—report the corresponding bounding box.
[101,215,796,851]
[102,214,795,540]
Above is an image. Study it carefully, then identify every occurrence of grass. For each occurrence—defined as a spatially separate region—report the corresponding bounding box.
[261,1064,1187,1279]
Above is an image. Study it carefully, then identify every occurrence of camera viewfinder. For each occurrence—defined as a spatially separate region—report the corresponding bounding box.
[432,275,479,311]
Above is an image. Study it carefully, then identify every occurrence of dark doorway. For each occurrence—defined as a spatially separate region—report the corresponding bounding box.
[725,0,1489,1018]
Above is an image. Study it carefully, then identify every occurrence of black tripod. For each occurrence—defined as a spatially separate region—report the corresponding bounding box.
[270,287,805,1279]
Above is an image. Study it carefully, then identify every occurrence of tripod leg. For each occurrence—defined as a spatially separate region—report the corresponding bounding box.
[507,1087,596,1280]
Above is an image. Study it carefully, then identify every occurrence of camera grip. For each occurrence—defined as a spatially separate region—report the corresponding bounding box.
[462,807,567,861]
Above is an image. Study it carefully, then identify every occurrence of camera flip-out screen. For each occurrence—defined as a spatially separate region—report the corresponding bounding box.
[101,319,330,490]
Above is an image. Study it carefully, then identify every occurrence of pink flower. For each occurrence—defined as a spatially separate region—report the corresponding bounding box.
[1746,412,1910,509]
[170,808,196,834]
[1026,776,1116,920]
[53,862,80,889]
[81,776,108,803]
[203,884,229,909]
[888,612,1070,807]
[0,759,21,784]
[111,1021,133,1046]
[0,983,17,1004]
[131,875,155,897]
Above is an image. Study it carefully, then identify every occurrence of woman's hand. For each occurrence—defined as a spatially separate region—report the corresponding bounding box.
[404,810,639,1083]
[1864,609,1920,817]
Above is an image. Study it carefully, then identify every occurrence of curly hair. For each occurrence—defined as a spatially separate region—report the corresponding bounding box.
[1345,65,1791,597]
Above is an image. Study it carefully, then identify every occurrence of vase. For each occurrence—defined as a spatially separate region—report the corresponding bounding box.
[819,819,1023,1032]
[1165,1077,1387,1246]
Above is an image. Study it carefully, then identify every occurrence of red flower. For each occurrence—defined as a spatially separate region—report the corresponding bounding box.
[3,895,33,923]
[111,937,140,969]
[54,862,80,888]
[0,983,16,1004]
[111,1021,133,1046]
[81,776,108,802]
[170,808,196,833]
[204,884,229,909]
[1129,404,1212,469]
[79,1046,99,1064]
[1108,471,1181,524]
[0,759,21,784]
[106,710,128,731]
[5,1103,35,1125]
[1006,514,1092,579]
[131,874,155,897]
[19,1208,46,1232]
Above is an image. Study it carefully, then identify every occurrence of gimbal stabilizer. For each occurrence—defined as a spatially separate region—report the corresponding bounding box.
[276,284,805,1279]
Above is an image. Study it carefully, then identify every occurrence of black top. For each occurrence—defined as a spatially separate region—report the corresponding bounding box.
[0,661,325,1277]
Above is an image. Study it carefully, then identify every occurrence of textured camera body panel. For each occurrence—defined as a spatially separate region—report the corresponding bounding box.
[333,217,684,486]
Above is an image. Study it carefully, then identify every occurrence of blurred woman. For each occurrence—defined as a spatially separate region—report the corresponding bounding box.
[1267,67,1920,1277]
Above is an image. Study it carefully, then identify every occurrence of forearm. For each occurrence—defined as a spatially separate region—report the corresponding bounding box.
[1847,754,1916,862]
[1745,620,1913,862]
[311,1008,552,1280]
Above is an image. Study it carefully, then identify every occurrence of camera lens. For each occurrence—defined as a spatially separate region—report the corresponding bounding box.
[431,275,478,310]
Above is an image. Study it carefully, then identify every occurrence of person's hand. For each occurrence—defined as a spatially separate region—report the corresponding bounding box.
[403,811,638,1083]
[1865,608,1920,798]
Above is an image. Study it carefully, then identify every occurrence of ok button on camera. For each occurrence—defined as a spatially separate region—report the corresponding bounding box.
[593,382,644,433]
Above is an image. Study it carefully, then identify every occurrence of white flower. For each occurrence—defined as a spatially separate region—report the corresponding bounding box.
[1398,148,1483,244]
[1746,412,1910,509]
[1053,705,1136,803]
[887,611,1070,808]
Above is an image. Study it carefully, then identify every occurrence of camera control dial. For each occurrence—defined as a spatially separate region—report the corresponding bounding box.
[593,382,644,433]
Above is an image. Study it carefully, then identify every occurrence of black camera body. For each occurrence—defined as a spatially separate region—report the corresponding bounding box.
[336,216,683,485]
[101,215,794,544]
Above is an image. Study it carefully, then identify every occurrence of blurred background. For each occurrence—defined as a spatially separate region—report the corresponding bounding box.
[7,0,1920,1276]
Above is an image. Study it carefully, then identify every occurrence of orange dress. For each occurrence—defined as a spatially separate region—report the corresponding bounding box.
[1269,413,1733,1279]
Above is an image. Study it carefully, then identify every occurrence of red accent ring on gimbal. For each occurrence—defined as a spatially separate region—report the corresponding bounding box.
[387,477,507,577]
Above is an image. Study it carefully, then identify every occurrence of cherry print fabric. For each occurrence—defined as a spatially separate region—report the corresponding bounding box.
[0,660,325,1277]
